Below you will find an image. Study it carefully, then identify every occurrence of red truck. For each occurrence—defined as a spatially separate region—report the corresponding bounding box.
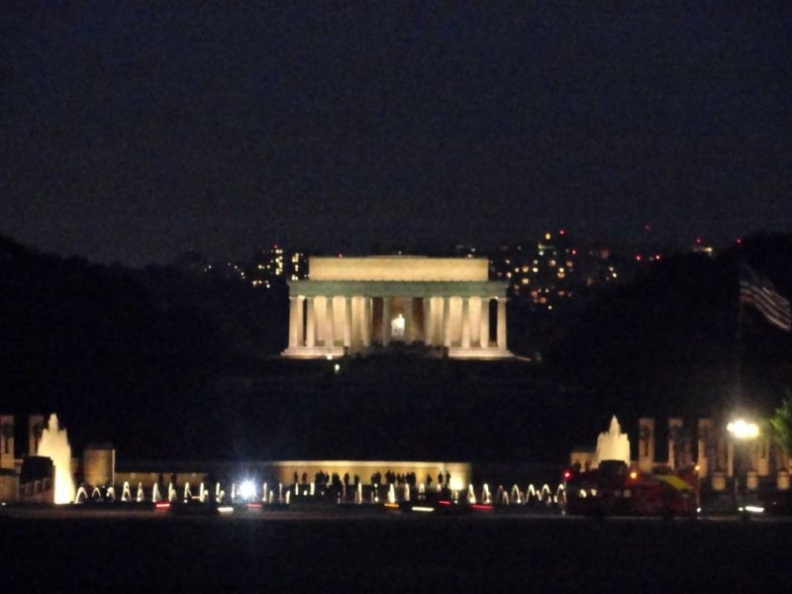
[563,461,697,519]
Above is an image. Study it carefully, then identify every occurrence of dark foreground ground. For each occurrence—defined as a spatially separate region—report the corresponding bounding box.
[2,507,790,593]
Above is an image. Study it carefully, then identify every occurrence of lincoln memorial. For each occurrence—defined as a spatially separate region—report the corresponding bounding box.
[282,256,512,359]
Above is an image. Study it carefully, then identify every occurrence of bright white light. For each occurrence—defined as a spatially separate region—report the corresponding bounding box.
[727,419,760,439]
[745,505,765,514]
[239,480,256,500]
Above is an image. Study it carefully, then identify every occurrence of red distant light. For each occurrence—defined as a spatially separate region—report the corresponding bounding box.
[155,502,171,510]
[437,500,452,506]
[471,504,494,511]
[635,255,642,262]
[246,502,262,509]
[736,237,743,244]
[563,470,572,480]
[559,229,566,235]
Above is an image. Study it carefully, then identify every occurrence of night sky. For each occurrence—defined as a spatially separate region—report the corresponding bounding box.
[3,3,790,267]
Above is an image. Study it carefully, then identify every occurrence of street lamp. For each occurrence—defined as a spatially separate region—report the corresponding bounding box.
[727,418,759,517]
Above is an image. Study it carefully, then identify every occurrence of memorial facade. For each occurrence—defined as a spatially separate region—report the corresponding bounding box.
[282,256,511,359]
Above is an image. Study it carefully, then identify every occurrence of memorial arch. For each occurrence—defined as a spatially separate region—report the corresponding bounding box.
[282,256,511,359]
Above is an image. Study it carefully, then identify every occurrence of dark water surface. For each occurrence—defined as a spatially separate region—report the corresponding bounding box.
[2,509,789,593]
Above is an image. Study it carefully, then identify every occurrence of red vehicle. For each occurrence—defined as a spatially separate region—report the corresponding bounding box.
[563,461,697,519]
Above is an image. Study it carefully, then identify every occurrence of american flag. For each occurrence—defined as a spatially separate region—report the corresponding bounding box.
[739,263,792,332]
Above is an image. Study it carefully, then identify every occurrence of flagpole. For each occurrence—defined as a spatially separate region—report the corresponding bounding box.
[734,257,745,411]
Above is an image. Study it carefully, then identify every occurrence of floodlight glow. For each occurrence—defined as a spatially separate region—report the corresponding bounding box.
[239,480,256,500]
[726,419,759,439]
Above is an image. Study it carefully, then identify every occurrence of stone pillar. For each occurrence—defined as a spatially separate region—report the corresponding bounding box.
[461,298,471,348]
[668,418,683,470]
[288,296,301,348]
[382,298,391,346]
[755,424,770,477]
[325,297,335,348]
[343,297,352,348]
[0,415,14,470]
[480,298,490,348]
[350,297,361,347]
[362,298,372,347]
[496,297,507,350]
[443,297,452,347]
[306,298,316,348]
[423,297,432,345]
[28,414,44,457]
[637,418,655,473]
[697,419,714,478]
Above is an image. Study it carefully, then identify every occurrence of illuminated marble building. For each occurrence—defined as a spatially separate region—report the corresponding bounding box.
[282,256,511,359]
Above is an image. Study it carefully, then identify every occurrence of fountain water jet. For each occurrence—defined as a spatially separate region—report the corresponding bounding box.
[594,415,631,467]
[38,414,75,504]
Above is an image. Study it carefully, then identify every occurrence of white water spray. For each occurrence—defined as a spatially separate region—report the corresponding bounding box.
[594,415,631,467]
[38,414,75,504]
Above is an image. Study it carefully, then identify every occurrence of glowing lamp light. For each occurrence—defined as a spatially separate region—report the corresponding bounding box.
[727,419,760,440]
[239,480,257,500]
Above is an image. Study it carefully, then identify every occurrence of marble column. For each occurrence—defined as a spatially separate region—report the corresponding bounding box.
[325,296,335,348]
[343,297,352,348]
[423,297,433,345]
[362,297,372,347]
[443,297,452,347]
[382,297,391,346]
[496,297,507,350]
[638,417,655,473]
[288,296,304,348]
[461,297,471,348]
[479,298,490,348]
[697,419,714,478]
[306,297,316,347]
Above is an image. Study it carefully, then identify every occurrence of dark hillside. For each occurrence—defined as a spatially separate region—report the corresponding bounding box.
[548,235,792,421]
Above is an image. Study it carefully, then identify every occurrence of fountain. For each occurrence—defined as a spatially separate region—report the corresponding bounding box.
[152,482,162,502]
[510,485,523,504]
[594,415,631,467]
[38,413,76,504]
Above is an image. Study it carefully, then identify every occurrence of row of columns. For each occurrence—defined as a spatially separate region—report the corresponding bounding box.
[636,417,780,479]
[288,295,507,351]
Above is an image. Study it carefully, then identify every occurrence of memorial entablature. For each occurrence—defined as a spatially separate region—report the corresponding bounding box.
[282,256,512,359]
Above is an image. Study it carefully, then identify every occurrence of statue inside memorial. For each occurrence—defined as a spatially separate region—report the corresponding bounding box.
[390,314,406,340]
